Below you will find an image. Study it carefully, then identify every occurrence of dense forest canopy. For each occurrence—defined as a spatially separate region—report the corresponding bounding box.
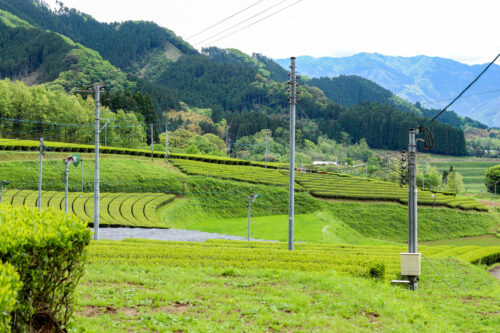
[0,0,196,70]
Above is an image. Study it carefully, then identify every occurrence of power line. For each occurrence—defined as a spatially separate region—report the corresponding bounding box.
[187,0,264,40]
[422,52,500,130]
[194,0,289,46]
[419,89,500,106]
[205,0,304,46]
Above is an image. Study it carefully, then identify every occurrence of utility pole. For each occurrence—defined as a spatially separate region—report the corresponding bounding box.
[340,148,343,176]
[64,158,70,214]
[104,126,107,146]
[81,159,84,192]
[385,156,389,182]
[0,180,9,203]
[225,125,230,156]
[288,57,298,251]
[406,128,419,290]
[94,83,101,241]
[151,123,154,161]
[77,83,102,240]
[38,137,44,212]
[246,193,260,241]
[495,181,498,213]
[422,160,425,190]
[265,130,269,168]
[63,154,80,214]
[365,162,368,178]
[165,121,169,160]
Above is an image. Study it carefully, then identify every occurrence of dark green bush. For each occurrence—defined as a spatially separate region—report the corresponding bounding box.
[0,204,92,332]
[369,262,386,279]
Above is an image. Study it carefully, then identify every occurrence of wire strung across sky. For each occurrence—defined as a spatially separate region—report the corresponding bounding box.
[187,0,264,40]
[194,0,289,46]
[204,0,304,46]
[421,52,500,130]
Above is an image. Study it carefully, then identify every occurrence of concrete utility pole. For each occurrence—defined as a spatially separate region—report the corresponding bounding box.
[422,160,426,190]
[340,148,343,176]
[0,180,8,203]
[38,137,43,212]
[288,57,297,251]
[265,130,269,168]
[165,121,169,160]
[94,83,101,241]
[406,128,419,290]
[495,180,498,213]
[64,159,70,214]
[225,125,230,156]
[385,156,389,182]
[151,123,154,161]
[81,159,84,192]
[247,193,256,241]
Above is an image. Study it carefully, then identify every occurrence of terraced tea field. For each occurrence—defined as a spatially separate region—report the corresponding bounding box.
[89,239,500,281]
[430,158,500,193]
[1,189,174,227]
[171,158,295,187]
[294,172,488,211]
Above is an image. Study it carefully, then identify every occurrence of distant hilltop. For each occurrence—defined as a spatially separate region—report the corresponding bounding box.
[275,53,500,127]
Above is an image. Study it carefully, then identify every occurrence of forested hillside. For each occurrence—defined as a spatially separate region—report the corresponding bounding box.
[0,0,470,156]
[0,0,196,71]
[277,54,500,127]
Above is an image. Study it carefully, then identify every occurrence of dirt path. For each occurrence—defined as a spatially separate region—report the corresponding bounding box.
[96,227,272,242]
[489,266,500,282]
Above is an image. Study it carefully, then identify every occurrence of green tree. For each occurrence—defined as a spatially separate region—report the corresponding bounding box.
[445,172,465,194]
[485,165,500,193]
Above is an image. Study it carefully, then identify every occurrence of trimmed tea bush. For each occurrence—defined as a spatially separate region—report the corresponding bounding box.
[0,204,92,331]
[0,262,21,332]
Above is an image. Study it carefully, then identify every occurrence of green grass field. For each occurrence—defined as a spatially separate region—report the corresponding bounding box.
[71,239,500,332]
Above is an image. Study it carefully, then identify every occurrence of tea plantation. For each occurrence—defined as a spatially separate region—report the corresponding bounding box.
[0,141,499,332]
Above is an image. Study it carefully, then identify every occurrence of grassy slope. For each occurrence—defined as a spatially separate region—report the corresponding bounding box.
[159,197,499,243]
[2,151,498,243]
[72,240,500,332]
[0,155,185,193]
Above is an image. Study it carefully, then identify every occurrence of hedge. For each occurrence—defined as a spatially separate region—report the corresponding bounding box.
[0,204,92,332]
[0,262,21,332]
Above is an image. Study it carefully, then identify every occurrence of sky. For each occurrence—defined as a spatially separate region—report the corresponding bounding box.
[44,0,500,65]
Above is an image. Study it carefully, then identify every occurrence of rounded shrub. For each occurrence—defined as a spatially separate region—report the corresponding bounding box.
[0,204,92,331]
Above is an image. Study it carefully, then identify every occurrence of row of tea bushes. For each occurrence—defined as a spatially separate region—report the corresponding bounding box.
[294,172,488,212]
[1,190,174,228]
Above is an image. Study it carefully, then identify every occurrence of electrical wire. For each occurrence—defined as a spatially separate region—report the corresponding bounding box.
[187,0,265,40]
[204,0,304,46]
[421,53,500,130]
[194,0,289,46]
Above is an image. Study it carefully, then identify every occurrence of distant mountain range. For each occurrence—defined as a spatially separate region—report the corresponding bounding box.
[276,54,500,127]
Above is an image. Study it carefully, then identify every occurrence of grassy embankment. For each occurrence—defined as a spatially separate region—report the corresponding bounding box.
[1,152,498,243]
